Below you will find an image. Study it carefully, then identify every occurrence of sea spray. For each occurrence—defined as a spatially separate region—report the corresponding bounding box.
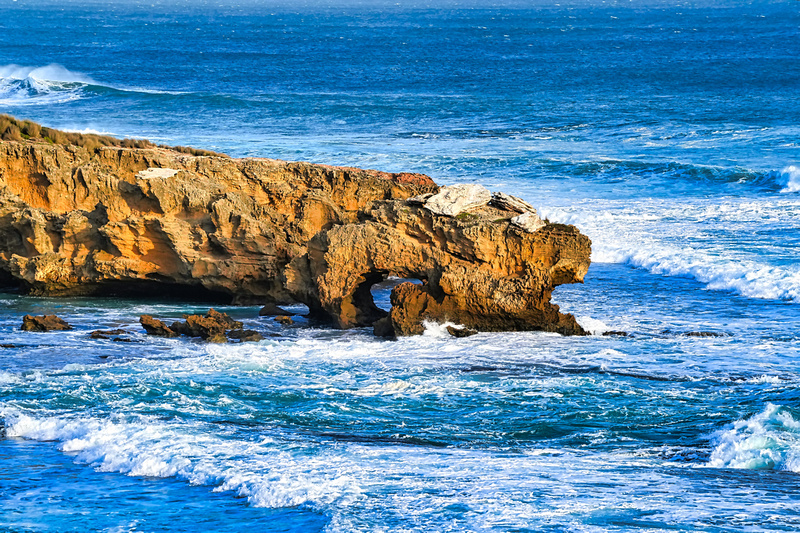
[777,166,800,193]
[708,404,800,471]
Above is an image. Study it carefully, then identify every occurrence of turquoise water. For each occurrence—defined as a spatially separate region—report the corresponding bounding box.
[2,1,800,531]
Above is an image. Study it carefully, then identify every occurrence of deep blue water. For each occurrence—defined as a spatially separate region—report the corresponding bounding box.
[2,0,800,531]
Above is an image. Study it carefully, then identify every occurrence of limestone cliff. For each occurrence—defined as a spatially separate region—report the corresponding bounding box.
[0,137,591,336]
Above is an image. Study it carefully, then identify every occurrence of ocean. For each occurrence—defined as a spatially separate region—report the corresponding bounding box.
[1,0,800,531]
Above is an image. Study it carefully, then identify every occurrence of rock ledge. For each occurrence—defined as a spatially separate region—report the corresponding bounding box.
[0,135,591,336]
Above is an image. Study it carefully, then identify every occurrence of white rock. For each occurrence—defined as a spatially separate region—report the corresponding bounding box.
[137,168,179,180]
[424,184,491,217]
[511,211,546,233]
[490,192,536,214]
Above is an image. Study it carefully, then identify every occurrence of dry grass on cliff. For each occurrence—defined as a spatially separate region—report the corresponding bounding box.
[0,114,228,158]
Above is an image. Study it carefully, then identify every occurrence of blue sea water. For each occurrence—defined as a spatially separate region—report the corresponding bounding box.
[2,0,800,530]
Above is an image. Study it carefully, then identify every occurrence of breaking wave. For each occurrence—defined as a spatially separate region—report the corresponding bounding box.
[2,410,362,509]
[0,63,185,107]
[0,64,92,106]
[774,165,800,193]
[708,404,800,471]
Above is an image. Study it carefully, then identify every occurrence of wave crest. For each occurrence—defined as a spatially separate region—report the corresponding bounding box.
[708,404,800,471]
[0,64,92,106]
[775,165,800,193]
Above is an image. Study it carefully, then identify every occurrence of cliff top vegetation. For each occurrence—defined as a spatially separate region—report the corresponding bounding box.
[0,114,227,158]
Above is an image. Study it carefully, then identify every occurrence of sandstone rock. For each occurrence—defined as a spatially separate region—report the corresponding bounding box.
[423,184,491,217]
[489,192,536,214]
[511,211,546,233]
[171,308,242,339]
[275,315,294,325]
[295,202,590,337]
[140,315,179,337]
[21,314,72,332]
[0,133,591,337]
[446,325,478,338]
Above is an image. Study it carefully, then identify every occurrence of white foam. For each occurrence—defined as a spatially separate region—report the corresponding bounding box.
[2,410,362,509]
[0,64,91,107]
[0,63,94,84]
[540,200,800,303]
[576,316,610,335]
[421,319,459,337]
[708,404,800,471]
[776,165,800,193]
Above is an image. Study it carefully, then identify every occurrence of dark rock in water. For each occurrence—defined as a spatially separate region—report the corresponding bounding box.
[258,304,295,317]
[684,331,726,338]
[140,315,179,337]
[372,316,396,338]
[227,329,264,342]
[171,308,243,340]
[21,314,72,332]
[447,325,478,338]
[111,337,137,343]
[90,329,127,339]
[275,315,294,326]
[602,331,629,337]
[1,343,18,348]
[142,309,250,342]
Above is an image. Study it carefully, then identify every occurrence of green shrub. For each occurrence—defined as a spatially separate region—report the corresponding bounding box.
[0,114,229,157]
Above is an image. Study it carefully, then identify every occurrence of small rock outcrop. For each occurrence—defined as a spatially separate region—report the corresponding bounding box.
[139,315,179,337]
[141,309,261,343]
[0,131,591,337]
[21,314,72,332]
[447,325,478,338]
[423,184,492,217]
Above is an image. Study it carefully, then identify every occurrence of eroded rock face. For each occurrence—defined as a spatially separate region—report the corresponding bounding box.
[21,314,72,332]
[0,138,591,336]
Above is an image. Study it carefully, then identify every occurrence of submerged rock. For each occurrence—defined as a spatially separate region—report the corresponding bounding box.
[227,329,265,342]
[0,131,591,337]
[21,314,72,332]
[602,331,629,337]
[258,303,295,317]
[89,328,127,339]
[446,325,478,338]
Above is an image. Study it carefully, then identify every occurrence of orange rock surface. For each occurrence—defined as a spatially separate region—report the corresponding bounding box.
[0,138,591,336]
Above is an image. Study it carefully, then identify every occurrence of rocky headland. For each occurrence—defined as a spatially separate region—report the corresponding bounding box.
[0,117,591,336]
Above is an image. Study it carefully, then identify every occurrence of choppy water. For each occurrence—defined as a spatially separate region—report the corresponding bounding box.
[1,0,800,531]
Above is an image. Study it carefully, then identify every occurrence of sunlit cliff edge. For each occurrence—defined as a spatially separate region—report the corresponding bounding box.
[0,116,591,336]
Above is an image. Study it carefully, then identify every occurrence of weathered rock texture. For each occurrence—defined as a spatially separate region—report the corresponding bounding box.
[0,137,591,336]
[21,314,72,332]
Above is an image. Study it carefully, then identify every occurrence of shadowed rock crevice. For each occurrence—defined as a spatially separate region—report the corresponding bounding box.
[0,133,591,336]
